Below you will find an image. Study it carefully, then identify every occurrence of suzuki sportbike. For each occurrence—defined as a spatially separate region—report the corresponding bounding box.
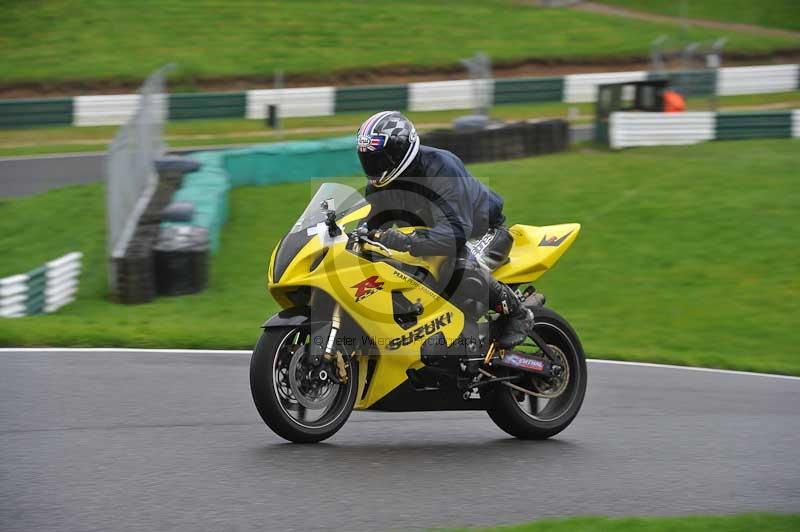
[250,183,586,443]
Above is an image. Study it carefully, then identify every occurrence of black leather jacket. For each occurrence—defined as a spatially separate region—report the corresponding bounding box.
[365,145,505,257]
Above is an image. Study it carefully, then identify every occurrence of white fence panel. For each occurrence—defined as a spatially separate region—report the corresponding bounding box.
[45,295,76,313]
[45,252,81,313]
[246,87,335,119]
[564,71,647,103]
[0,271,27,317]
[46,279,78,298]
[47,251,82,271]
[0,275,28,298]
[610,112,715,149]
[0,252,82,318]
[0,304,26,318]
[47,269,80,286]
[718,64,799,96]
[47,262,80,280]
[48,271,80,289]
[0,293,27,308]
[409,79,491,111]
[793,110,800,138]
[0,274,28,286]
[75,95,141,126]
[0,283,27,298]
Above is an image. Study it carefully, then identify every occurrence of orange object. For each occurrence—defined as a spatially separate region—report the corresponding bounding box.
[663,90,686,113]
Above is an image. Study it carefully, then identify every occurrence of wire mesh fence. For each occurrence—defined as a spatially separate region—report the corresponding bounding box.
[105,64,171,295]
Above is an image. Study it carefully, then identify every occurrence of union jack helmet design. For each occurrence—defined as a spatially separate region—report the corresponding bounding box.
[356,111,419,187]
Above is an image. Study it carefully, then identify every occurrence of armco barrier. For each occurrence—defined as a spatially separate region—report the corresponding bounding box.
[717,64,799,96]
[0,252,82,318]
[715,111,793,140]
[1,64,797,128]
[609,112,715,149]
[648,70,717,97]
[74,94,140,126]
[246,87,335,119]
[0,97,73,128]
[493,77,564,104]
[335,85,408,113]
[608,110,798,149]
[564,71,647,103]
[793,110,800,138]
[408,79,489,111]
[169,92,247,120]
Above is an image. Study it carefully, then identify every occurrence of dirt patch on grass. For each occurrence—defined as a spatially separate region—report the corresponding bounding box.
[576,2,800,39]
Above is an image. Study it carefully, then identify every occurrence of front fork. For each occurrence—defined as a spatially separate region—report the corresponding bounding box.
[307,297,347,383]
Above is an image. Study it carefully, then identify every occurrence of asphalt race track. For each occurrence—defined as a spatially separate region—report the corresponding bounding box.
[0,126,596,198]
[1,349,797,531]
[0,153,105,197]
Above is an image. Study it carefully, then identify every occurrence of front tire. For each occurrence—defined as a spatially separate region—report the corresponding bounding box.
[486,307,587,440]
[250,325,358,443]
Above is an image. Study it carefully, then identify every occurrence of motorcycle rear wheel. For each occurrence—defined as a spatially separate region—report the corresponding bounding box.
[250,325,358,443]
[486,307,587,440]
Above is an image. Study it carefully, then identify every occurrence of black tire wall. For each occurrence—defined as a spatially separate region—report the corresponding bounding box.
[421,120,568,164]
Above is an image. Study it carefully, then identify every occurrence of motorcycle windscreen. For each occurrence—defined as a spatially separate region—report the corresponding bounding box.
[274,183,369,282]
[289,183,368,234]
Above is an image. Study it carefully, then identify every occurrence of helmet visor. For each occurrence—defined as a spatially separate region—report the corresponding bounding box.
[358,149,396,180]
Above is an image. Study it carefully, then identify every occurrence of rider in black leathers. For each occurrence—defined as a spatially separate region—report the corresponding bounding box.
[356,111,533,349]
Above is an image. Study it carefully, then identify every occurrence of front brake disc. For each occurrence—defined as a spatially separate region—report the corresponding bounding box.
[288,345,339,410]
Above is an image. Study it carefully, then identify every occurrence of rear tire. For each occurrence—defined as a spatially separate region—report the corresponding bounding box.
[486,307,587,440]
[250,325,358,443]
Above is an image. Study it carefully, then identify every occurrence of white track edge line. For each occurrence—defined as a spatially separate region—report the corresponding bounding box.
[585,358,800,381]
[0,151,106,161]
[0,348,797,381]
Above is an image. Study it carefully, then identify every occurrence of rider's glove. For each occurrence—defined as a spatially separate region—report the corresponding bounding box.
[356,222,370,237]
[379,228,413,252]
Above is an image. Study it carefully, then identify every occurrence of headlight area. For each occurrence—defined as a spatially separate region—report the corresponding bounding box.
[271,231,314,283]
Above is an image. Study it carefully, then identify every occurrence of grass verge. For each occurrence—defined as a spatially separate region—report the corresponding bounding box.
[1,92,798,157]
[0,1,796,86]
[447,513,800,532]
[0,139,798,375]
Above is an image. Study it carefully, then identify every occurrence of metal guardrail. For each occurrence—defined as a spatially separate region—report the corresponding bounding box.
[0,64,797,128]
[610,112,715,149]
[608,110,799,149]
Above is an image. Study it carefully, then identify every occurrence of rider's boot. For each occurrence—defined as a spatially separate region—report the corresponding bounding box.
[489,279,534,349]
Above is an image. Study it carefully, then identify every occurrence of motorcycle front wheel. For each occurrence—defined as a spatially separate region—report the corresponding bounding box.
[486,307,587,440]
[250,325,358,443]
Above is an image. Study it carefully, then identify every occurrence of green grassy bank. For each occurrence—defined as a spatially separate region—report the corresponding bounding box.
[0,139,798,374]
[0,1,796,86]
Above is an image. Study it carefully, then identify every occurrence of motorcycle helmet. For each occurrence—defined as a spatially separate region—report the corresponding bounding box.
[356,111,419,187]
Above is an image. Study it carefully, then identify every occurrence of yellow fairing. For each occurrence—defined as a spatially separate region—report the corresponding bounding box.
[493,223,581,285]
[266,216,579,410]
[269,233,464,410]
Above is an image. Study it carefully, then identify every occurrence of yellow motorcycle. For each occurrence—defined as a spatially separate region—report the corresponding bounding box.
[251,182,586,443]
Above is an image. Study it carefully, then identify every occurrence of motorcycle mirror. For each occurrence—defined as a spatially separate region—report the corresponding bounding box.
[320,198,335,213]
